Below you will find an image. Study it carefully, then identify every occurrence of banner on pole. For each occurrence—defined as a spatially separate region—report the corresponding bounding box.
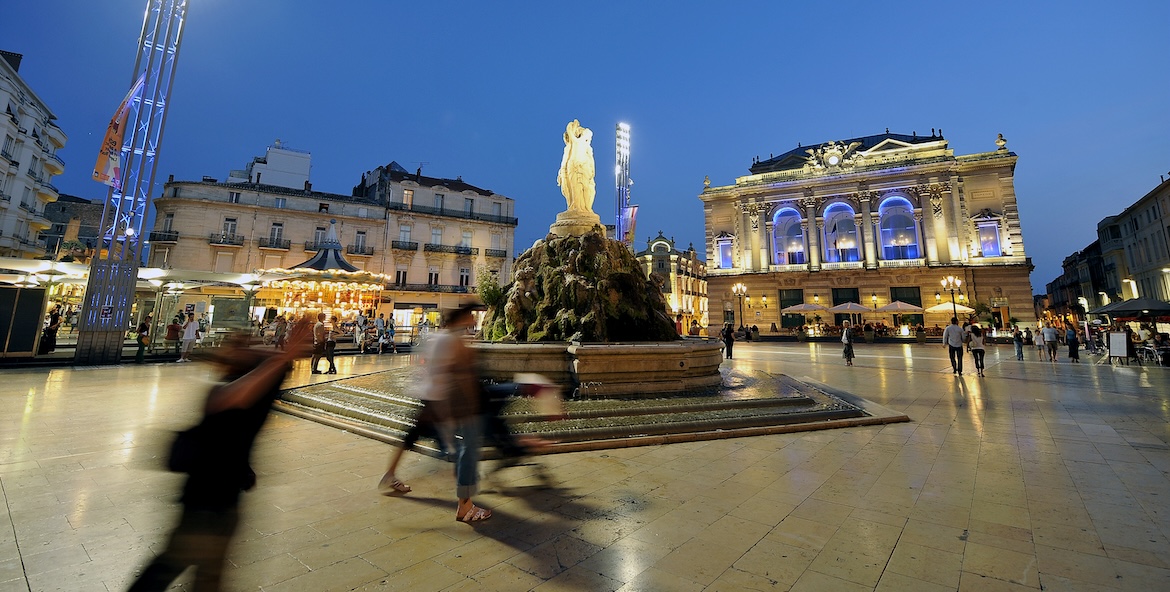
[620,205,638,246]
[93,72,146,189]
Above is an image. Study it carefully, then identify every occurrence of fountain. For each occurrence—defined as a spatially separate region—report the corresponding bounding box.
[473,119,722,398]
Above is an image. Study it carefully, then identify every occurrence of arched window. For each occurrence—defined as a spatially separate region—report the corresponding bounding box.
[823,203,859,263]
[878,196,919,259]
[771,208,805,265]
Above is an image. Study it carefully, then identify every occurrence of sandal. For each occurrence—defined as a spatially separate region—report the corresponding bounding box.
[377,475,411,495]
[456,505,492,522]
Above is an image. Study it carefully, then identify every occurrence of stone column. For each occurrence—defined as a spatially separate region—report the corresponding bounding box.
[764,221,774,269]
[802,197,821,271]
[859,198,877,269]
[917,209,938,264]
[930,182,957,264]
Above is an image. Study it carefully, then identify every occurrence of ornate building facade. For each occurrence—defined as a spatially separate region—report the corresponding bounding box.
[146,149,517,325]
[635,231,708,330]
[0,50,67,259]
[701,131,1036,330]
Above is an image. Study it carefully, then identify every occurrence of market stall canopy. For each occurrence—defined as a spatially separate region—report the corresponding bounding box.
[780,303,828,313]
[1103,297,1170,317]
[0,258,89,281]
[828,302,872,313]
[924,302,975,314]
[877,300,924,313]
[1086,301,1122,315]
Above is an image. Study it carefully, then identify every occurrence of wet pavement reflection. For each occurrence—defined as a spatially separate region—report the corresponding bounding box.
[1,342,1168,590]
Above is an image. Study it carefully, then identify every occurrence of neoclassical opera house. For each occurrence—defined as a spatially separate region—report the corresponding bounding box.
[701,130,1036,331]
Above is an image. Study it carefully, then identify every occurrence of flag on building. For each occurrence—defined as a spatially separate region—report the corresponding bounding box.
[93,72,146,189]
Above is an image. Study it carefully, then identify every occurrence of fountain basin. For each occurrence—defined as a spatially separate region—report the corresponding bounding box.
[474,339,723,398]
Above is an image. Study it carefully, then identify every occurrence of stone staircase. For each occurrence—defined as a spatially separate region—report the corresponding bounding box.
[275,368,908,457]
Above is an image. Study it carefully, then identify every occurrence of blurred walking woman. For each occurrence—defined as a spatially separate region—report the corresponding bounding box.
[443,305,492,522]
[128,321,310,590]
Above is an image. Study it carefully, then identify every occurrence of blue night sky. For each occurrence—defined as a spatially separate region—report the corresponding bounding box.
[4,0,1168,287]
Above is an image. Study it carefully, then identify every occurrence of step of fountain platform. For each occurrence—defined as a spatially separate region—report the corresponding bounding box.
[275,369,874,455]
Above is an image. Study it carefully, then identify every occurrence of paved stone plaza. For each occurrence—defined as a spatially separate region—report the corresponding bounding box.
[2,342,1169,591]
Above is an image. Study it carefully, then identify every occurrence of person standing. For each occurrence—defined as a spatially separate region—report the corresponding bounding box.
[135,315,152,364]
[721,323,735,360]
[310,313,326,374]
[387,317,397,353]
[841,320,856,366]
[324,315,338,374]
[1013,326,1024,361]
[1041,322,1060,362]
[1066,323,1081,363]
[178,313,200,363]
[273,316,288,350]
[969,324,987,377]
[198,313,210,348]
[375,313,386,344]
[165,316,183,355]
[127,320,310,591]
[1035,324,1047,359]
[942,317,966,375]
[37,305,63,355]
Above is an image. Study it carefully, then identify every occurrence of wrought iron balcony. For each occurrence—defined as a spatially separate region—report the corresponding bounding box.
[208,233,245,246]
[0,149,15,164]
[424,243,479,256]
[346,244,375,256]
[44,153,64,172]
[18,201,32,212]
[149,230,180,243]
[391,240,419,251]
[258,237,291,250]
[304,241,324,251]
[392,283,475,294]
[36,180,58,198]
[385,201,518,225]
[485,248,508,258]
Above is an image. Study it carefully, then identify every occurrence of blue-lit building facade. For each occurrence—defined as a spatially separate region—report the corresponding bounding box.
[701,131,1037,331]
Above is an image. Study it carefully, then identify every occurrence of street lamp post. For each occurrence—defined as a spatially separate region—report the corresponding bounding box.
[732,282,747,329]
[871,292,877,325]
[941,275,963,320]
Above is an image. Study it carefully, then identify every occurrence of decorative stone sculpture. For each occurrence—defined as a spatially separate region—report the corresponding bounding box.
[550,120,603,237]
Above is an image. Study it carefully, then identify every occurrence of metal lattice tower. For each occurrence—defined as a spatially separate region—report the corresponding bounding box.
[615,123,631,245]
[76,0,187,364]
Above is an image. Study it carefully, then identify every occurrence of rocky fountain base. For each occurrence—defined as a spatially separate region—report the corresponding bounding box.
[473,228,721,398]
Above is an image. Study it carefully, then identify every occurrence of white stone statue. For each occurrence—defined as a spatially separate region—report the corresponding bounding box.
[557,120,596,213]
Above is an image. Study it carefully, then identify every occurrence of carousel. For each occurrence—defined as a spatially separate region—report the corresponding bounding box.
[256,220,389,322]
